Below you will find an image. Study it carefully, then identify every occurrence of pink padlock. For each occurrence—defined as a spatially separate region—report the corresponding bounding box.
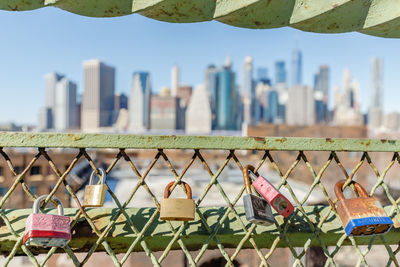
[244,165,294,218]
[23,195,71,247]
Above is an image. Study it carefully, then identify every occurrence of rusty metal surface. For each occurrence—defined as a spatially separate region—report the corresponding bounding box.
[0,132,399,151]
[1,0,400,37]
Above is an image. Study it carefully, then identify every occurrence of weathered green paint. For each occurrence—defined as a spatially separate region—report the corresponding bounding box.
[290,0,371,33]
[0,132,398,152]
[1,0,400,38]
[132,0,215,23]
[1,206,398,255]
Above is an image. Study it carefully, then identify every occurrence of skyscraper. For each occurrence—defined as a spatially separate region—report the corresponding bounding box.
[114,93,128,111]
[44,72,64,129]
[314,65,330,123]
[242,56,255,124]
[204,65,218,129]
[370,58,383,109]
[186,84,212,134]
[274,61,286,84]
[217,62,237,130]
[129,72,151,131]
[81,60,115,131]
[291,49,302,86]
[54,78,78,130]
[369,58,383,129]
[171,65,180,97]
[257,67,268,81]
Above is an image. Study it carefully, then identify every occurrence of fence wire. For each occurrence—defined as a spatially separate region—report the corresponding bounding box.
[0,135,399,267]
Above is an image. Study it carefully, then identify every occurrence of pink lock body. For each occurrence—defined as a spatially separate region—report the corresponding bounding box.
[25,213,70,233]
[253,175,294,218]
[24,213,71,247]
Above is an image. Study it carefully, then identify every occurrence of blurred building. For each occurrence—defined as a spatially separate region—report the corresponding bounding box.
[275,61,287,84]
[204,65,218,130]
[384,112,400,131]
[176,85,192,108]
[314,65,329,123]
[0,151,78,209]
[176,85,192,130]
[113,93,128,125]
[0,122,22,131]
[114,93,128,111]
[369,58,383,129]
[257,82,279,123]
[256,67,268,81]
[287,85,314,126]
[44,72,64,129]
[81,60,115,131]
[150,95,179,131]
[186,84,211,134]
[54,78,78,130]
[216,57,238,130]
[291,49,302,86]
[38,107,52,130]
[129,72,151,132]
[333,69,363,126]
[171,65,180,97]
[242,56,255,125]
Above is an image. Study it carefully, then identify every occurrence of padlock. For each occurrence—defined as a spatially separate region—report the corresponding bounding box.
[160,181,195,221]
[246,165,294,218]
[242,165,274,226]
[23,195,71,247]
[83,168,107,207]
[335,180,393,236]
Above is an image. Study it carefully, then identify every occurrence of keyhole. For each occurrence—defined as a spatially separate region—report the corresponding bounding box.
[279,201,288,210]
[365,225,375,232]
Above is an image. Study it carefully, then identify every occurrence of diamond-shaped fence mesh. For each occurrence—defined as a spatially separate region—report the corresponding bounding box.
[0,133,400,266]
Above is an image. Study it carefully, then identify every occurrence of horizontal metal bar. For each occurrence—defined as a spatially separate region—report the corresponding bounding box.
[1,206,398,255]
[0,132,398,152]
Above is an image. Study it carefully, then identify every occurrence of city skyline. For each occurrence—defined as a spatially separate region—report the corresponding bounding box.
[1,8,400,124]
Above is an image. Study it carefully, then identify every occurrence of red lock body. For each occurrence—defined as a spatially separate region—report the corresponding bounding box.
[23,195,71,247]
[246,166,294,218]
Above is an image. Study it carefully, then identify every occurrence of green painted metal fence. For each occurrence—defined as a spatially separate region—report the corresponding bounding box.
[0,133,400,266]
[2,0,400,38]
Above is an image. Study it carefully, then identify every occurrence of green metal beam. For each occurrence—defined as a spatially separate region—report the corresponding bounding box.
[2,0,400,38]
[1,206,398,255]
[0,132,398,152]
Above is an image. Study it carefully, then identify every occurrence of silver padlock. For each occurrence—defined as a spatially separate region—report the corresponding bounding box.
[242,165,274,226]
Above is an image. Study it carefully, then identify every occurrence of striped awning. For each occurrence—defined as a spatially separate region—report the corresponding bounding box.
[1,0,399,38]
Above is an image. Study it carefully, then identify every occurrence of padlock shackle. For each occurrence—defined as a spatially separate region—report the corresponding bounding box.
[334,180,369,201]
[89,168,106,185]
[32,195,64,216]
[164,181,192,199]
[243,165,260,195]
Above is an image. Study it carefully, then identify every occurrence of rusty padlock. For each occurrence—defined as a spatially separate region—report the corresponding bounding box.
[23,195,71,247]
[160,181,195,221]
[243,165,274,226]
[83,168,107,207]
[247,165,294,218]
[335,180,393,236]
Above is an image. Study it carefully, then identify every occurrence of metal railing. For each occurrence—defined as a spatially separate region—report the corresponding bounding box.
[0,133,400,266]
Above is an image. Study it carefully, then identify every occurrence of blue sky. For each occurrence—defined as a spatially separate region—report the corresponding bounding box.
[0,7,399,124]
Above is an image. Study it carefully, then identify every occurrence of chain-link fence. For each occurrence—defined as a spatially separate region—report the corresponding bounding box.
[0,133,399,266]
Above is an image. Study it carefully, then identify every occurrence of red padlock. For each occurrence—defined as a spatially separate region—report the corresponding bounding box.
[23,195,71,247]
[245,165,294,218]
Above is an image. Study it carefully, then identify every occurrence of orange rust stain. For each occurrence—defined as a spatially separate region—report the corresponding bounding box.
[326,138,334,143]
